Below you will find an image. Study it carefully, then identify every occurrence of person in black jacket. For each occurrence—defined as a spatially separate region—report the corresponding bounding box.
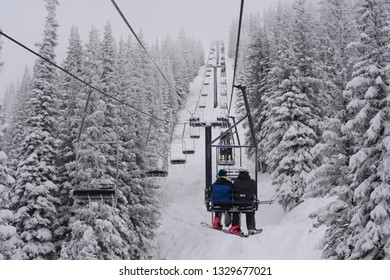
[211,169,233,229]
[229,167,257,235]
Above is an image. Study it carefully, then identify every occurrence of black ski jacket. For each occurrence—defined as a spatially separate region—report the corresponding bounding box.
[233,172,256,202]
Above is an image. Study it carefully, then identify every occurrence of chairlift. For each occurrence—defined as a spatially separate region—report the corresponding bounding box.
[190,126,200,139]
[216,130,235,166]
[198,98,207,109]
[142,121,169,178]
[170,133,187,165]
[73,140,119,206]
[220,97,228,109]
[180,123,196,155]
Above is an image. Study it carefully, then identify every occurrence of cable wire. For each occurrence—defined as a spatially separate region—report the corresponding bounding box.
[0,30,165,122]
[228,0,245,115]
[110,0,179,96]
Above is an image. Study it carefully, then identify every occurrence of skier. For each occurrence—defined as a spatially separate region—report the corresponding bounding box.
[211,169,233,229]
[229,166,258,235]
[219,147,227,161]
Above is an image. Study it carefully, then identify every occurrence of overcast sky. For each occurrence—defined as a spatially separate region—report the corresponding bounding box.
[0,0,277,100]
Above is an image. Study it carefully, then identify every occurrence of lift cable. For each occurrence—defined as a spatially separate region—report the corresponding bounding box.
[0,30,166,123]
[110,0,179,96]
[228,0,245,116]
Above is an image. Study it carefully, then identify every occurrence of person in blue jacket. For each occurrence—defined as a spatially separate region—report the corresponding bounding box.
[211,169,233,229]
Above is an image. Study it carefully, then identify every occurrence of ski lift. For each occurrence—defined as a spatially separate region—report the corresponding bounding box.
[216,130,235,166]
[181,124,196,155]
[204,86,259,216]
[190,126,200,139]
[198,98,207,109]
[220,97,228,109]
[170,129,187,165]
[144,153,169,178]
[73,140,119,206]
[220,89,227,96]
[142,121,169,178]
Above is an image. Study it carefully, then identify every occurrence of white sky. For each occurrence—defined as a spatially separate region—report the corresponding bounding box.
[0,0,277,100]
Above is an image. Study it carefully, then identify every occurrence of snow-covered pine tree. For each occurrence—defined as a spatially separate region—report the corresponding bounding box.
[4,68,32,172]
[240,27,271,172]
[0,107,22,260]
[1,82,18,128]
[306,0,357,198]
[266,0,320,211]
[320,0,390,259]
[55,26,85,246]
[10,0,61,259]
[61,24,137,260]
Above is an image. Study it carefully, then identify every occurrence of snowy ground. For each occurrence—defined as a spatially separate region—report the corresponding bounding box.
[152,56,332,260]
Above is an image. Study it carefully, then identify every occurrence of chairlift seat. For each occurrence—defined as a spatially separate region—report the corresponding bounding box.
[225,169,240,178]
[183,150,195,155]
[190,135,200,139]
[170,159,186,164]
[145,170,168,177]
[73,187,115,202]
[217,159,235,165]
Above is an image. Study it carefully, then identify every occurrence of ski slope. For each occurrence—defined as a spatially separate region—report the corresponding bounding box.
[152,56,333,260]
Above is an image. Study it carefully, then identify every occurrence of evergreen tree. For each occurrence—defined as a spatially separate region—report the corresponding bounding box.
[306,0,357,198]
[55,26,85,247]
[5,68,32,172]
[320,0,390,259]
[10,0,61,259]
[266,0,319,211]
[0,107,22,260]
[240,28,271,171]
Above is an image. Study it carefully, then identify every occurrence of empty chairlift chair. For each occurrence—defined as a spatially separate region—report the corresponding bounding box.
[182,138,196,155]
[190,126,200,139]
[220,96,228,109]
[144,153,169,178]
[170,138,187,165]
[73,140,119,206]
[198,98,207,109]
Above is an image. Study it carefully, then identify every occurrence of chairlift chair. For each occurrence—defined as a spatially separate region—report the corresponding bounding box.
[170,137,187,165]
[190,126,201,139]
[144,154,169,178]
[73,140,119,206]
[220,97,228,109]
[198,98,207,109]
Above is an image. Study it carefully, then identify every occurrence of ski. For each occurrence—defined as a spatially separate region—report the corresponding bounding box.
[200,222,262,238]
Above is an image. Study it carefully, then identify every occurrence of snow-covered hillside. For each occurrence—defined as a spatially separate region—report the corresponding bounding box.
[152,58,332,260]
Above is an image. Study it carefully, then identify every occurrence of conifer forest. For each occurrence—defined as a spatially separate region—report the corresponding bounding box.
[1,0,390,260]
